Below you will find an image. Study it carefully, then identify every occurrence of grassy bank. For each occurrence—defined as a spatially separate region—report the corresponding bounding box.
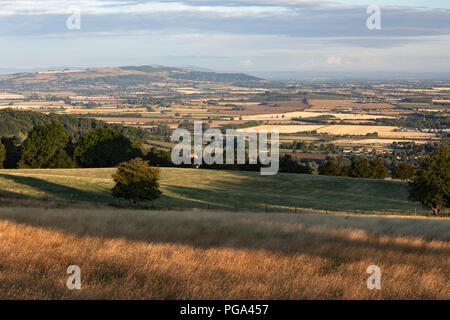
[0,168,426,214]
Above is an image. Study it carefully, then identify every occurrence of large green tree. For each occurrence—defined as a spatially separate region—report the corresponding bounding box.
[371,158,388,179]
[19,122,74,168]
[112,158,161,205]
[350,157,372,178]
[74,128,143,168]
[408,144,449,215]
[0,139,5,169]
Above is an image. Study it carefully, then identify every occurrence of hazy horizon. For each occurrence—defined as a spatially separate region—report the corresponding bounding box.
[0,0,449,77]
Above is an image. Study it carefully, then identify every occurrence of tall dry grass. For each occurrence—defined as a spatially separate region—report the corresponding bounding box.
[0,206,448,299]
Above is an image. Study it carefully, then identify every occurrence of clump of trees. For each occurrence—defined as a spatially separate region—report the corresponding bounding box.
[408,144,449,216]
[1,123,144,170]
[279,155,312,174]
[74,128,143,168]
[319,157,388,179]
[112,158,161,205]
[318,160,341,176]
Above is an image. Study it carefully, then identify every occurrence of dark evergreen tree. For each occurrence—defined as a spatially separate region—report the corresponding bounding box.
[19,122,74,168]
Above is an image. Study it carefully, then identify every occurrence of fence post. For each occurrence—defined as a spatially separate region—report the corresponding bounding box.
[294,206,297,214]
[265,205,267,212]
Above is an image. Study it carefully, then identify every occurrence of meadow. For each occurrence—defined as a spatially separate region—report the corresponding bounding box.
[0,207,448,299]
[0,167,428,214]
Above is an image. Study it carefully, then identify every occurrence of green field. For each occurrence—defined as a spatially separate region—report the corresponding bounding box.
[0,168,426,214]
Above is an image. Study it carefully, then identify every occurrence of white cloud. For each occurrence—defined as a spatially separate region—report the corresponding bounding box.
[0,1,291,17]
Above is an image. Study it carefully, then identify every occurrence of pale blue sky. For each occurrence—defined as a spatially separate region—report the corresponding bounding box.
[0,0,449,77]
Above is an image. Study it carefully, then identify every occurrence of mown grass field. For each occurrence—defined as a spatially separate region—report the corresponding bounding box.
[0,207,448,299]
[0,168,427,214]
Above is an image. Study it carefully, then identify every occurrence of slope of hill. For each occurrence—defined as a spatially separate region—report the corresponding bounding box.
[0,65,267,93]
[0,167,425,214]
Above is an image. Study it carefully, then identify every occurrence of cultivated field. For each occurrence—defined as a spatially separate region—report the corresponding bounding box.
[0,168,427,214]
[238,111,393,121]
[0,207,448,299]
[240,124,438,139]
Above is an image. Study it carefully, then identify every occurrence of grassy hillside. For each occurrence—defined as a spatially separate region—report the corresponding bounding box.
[0,207,448,299]
[0,66,265,92]
[0,167,426,214]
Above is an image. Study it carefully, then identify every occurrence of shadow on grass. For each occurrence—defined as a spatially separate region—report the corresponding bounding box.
[159,179,414,214]
[0,174,112,203]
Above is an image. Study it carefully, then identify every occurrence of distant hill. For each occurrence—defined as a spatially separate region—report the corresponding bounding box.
[0,108,153,142]
[0,65,267,93]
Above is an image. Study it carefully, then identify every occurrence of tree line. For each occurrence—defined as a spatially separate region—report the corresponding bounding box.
[0,108,155,141]
[0,123,143,169]
[318,158,414,180]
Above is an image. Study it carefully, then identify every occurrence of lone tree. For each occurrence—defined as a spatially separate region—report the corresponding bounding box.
[112,158,161,205]
[392,162,415,181]
[0,139,5,169]
[74,128,142,168]
[19,122,74,168]
[408,144,449,216]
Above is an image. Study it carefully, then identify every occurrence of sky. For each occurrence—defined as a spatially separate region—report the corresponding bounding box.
[0,0,449,78]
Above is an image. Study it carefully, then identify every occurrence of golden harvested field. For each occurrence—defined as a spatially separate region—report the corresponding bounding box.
[308,100,395,111]
[237,111,393,121]
[333,139,431,146]
[239,125,324,134]
[241,124,438,139]
[316,125,437,139]
[0,207,448,299]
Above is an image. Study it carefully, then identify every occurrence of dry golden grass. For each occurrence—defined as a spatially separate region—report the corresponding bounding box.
[0,207,448,300]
